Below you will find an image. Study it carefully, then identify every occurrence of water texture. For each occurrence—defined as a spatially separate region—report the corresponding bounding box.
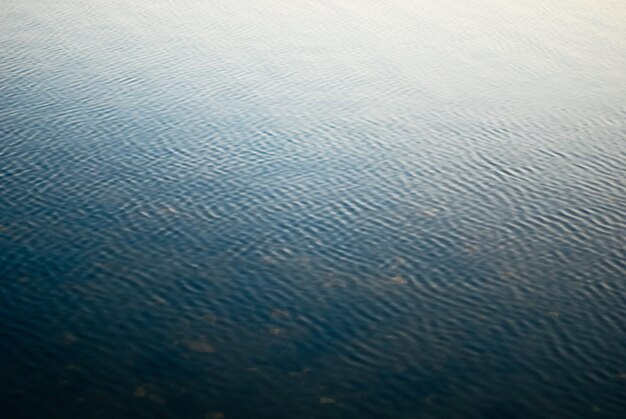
[1,0,625,418]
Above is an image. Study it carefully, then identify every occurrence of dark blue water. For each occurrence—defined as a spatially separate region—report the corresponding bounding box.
[1,0,625,417]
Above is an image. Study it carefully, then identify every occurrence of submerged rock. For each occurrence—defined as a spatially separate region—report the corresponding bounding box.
[271,309,290,319]
[133,386,147,398]
[133,384,166,404]
[464,245,479,254]
[63,333,77,345]
[422,208,440,217]
[390,276,407,285]
[269,327,283,336]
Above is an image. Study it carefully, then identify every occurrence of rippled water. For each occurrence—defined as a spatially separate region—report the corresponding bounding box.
[1,0,625,417]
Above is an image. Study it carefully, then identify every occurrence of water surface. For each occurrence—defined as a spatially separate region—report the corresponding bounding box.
[1,0,625,418]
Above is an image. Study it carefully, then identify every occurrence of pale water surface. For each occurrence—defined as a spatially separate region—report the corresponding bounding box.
[1,0,625,418]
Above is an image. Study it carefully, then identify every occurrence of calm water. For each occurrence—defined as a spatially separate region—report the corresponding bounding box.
[1,0,625,417]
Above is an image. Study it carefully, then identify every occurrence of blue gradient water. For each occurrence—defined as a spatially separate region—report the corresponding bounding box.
[1,0,625,418]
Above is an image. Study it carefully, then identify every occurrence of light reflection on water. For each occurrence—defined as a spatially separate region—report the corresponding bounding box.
[1,0,625,418]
